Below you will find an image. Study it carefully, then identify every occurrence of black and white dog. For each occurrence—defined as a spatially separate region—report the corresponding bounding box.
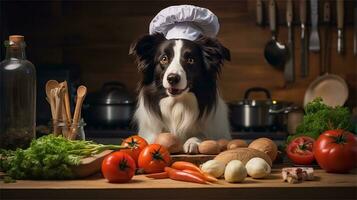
[129,33,231,154]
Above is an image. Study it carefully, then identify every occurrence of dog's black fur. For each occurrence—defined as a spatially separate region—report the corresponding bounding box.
[129,33,230,119]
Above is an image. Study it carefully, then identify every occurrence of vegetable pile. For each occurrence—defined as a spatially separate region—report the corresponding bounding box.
[146,161,218,184]
[0,135,125,180]
[288,97,353,142]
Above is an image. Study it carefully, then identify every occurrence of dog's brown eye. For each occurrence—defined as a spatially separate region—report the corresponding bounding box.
[187,58,195,64]
[160,55,169,65]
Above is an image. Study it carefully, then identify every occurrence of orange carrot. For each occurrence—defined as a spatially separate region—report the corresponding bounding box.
[171,161,218,182]
[182,169,218,182]
[171,161,202,173]
[202,173,218,182]
[145,172,168,179]
[164,167,175,174]
[165,167,207,184]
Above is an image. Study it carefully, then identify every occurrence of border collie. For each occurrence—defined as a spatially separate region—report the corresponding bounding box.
[129,33,231,154]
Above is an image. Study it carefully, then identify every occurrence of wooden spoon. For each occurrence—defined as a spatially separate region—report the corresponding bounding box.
[53,85,65,136]
[45,80,59,119]
[61,99,70,138]
[70,85,87,140]
[59,81,71,137]
[62,81,72,124]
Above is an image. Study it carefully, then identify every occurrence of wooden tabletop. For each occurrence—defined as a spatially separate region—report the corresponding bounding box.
[1,168,357,200]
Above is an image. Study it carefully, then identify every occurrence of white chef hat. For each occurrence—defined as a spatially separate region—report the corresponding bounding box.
[149,5,220,41]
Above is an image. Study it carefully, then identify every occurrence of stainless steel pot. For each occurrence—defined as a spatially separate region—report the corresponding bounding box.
[229,87,293,130]
[84,82,135,127]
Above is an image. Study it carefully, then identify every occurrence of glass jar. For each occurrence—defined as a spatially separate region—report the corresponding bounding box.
[0,35,36,149]
[51,119,86,140]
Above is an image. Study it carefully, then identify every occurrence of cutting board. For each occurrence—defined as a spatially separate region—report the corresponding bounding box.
[71,152,215,178]
[71,150,113,178]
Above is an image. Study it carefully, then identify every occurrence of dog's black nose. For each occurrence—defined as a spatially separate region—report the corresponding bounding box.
[167,73,181,85]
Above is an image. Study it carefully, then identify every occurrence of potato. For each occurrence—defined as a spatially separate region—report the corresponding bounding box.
[214,148,272,167]
[217,139,229,151]
[154,133,182,153]
[227,139,248,150]
[198,140,221,155]
[248,138,278,162]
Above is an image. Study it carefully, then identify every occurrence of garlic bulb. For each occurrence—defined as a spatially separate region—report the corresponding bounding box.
[245,157,271,179]
[200,160,225,178]
[224,160,247,183]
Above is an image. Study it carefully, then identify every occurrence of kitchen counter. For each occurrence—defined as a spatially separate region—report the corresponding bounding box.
[1,167,356,200]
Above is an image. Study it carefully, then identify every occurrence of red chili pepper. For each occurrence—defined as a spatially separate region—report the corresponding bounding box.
[164,167,207,184]
[182,169,218,182]
[171,161,218,182]
[171,161,202,173]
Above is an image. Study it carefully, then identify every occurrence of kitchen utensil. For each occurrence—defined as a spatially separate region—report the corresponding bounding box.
[309,0,320,52]
[337,0,344,54]
[36,66,79,126]
[70,85,87,139]
[322,1,331,75]
[303,69,348,107]
[284,0,294,83]
[353,2,357,56]
[264,0,288,69]
[58,81,71,137]
[45,80,59,119]
[229,87,293,130]
[53,86,65,136]
[61,100,69,138]
[84,82,135,127]
[256,0,263,26]
[300,0,309,77]
[62,81,72,124]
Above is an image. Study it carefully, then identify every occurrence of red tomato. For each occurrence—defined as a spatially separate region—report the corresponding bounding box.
[121,135,148,165]
[287,136,315,165]
[101,152,136,183]
[138,144,171,174]
[313,130,357,173]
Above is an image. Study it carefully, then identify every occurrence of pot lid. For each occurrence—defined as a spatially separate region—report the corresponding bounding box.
[229,99,293,107]
[87,82,135,105]
[232,99,272,106]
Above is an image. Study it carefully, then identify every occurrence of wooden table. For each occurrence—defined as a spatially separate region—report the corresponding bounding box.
[1,167,357,200]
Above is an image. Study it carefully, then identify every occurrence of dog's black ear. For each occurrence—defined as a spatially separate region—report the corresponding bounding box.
[195,35,230,74]
[129,33,166,72]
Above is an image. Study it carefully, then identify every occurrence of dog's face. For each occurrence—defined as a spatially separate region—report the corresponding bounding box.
[130,33,230,114]
[155,39,205,97]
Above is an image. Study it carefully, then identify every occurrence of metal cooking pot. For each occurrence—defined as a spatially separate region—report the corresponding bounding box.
[84,82,135,127]
[229,87,293,130]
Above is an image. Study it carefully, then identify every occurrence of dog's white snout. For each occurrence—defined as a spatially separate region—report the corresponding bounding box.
[162,40,187,90]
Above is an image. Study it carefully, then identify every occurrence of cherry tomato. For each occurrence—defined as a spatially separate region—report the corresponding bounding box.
[313,130,357,173]
[286,136,315,165]
[121,135,148,165]
[101,152,136,183]
[138,144,171,174]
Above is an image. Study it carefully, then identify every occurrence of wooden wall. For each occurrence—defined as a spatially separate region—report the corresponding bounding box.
[1,0,356,107]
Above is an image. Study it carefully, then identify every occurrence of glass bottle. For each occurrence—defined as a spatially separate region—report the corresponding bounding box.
[0,35,36,149]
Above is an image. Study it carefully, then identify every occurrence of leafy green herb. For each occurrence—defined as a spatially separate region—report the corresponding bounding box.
[0,135,125,180]
[3,176,16,183]
[287,97,353,142]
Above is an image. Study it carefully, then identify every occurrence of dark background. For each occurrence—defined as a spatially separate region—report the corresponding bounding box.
[1,0,356,107]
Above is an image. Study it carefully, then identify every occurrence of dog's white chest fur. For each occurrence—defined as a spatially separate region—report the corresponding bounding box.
[159,93,200,141]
